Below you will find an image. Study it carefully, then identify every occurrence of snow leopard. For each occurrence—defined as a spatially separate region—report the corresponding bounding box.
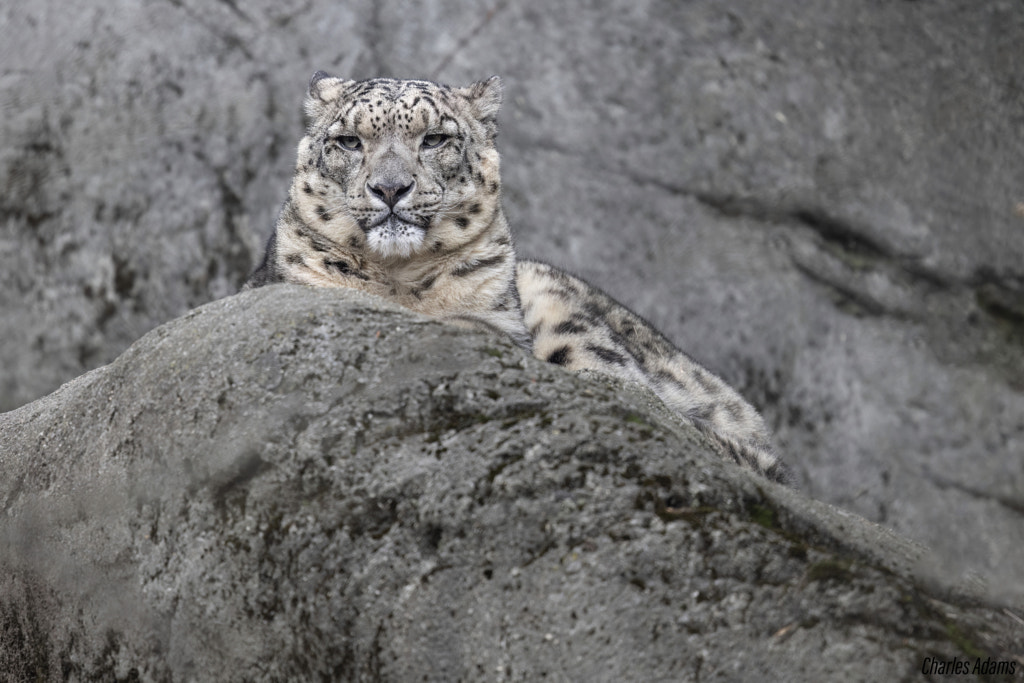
[245,72,790,485]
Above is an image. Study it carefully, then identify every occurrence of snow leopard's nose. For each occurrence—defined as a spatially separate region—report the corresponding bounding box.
[367,180,414,209]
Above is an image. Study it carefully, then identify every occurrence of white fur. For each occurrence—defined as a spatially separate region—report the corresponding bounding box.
[365,219,425,259]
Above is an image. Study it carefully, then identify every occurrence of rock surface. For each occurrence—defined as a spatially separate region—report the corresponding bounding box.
[2,285,1021,681]
[1,0,1022,618]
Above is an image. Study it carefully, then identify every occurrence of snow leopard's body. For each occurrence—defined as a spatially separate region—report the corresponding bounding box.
[246,73,790,485]
[518,261,787,483]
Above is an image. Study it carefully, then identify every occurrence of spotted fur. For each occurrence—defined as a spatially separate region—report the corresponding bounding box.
[517,261,790,484]
[246,74,789,485]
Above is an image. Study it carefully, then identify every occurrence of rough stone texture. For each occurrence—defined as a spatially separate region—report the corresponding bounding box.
[2,285,1022,681]
[1,0,1022,618]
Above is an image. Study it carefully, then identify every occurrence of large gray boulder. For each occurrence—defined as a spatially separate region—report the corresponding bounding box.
[2,285,1021,681]
[1,0,1022,616]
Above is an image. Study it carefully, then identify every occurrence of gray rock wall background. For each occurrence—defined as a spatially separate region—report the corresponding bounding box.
[1,0,1022,602]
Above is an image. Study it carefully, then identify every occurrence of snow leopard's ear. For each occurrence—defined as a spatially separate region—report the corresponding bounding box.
[459,76,502,137]
[304,70,349,122]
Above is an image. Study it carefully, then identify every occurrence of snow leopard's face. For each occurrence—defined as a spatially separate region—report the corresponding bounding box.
[294,74,504,260]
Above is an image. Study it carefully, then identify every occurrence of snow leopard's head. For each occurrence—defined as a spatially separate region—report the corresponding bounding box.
[292,73,504,260]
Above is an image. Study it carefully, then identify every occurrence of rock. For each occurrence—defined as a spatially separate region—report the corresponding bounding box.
[1,285,1021,681]
[1,0,1022,621]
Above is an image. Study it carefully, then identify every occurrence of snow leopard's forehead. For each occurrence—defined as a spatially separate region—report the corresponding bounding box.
[308,76,484,140]
[338,77,453,101]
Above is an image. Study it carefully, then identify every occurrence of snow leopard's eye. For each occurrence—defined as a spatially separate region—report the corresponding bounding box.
[421,133,449,149]
[335,135,362,151]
